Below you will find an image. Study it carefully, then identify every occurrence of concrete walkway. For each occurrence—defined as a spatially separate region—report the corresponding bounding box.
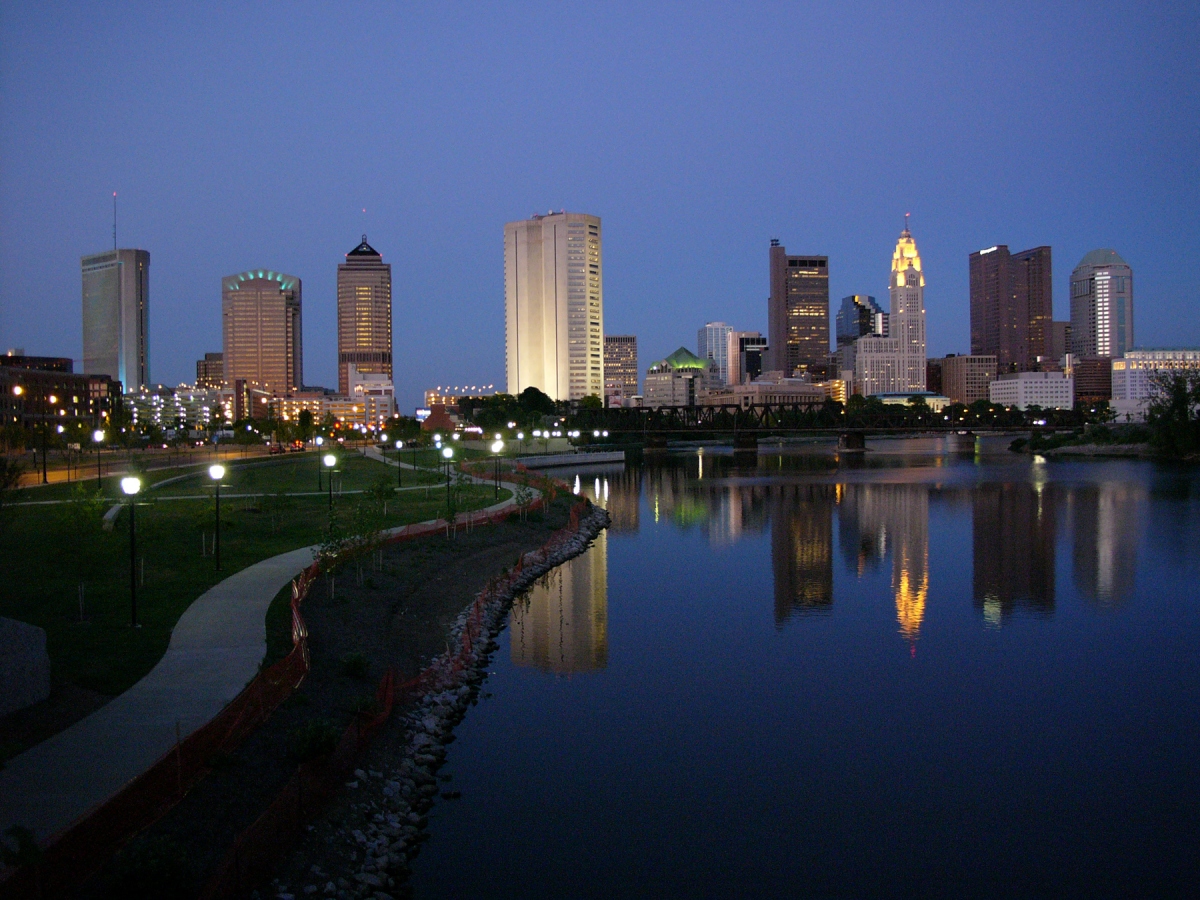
[0,463,528,844]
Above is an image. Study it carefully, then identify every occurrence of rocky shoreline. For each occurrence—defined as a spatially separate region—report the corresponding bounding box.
[268,501,611,900]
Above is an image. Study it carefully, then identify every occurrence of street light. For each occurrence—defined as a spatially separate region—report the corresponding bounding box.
[490,439,504,500]
[209,464,225,571]
[93,429,104,489]
[323,453,337,511]
[121,476,142,627]
[315,436,325,490]
[441,445,454,513]
[395,440,404,487]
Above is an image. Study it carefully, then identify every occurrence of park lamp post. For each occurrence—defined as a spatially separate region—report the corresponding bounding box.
[395,440,404,487]
[490,438,504,500]
[93,429,105,489]
[121,476,142,627]
[209,464,225,571]
[315,435,325,490]
[441,445,454,512]
[323,453,337,512]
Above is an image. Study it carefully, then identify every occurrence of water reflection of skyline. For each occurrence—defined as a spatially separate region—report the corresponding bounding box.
[511,526,608,675]
[533,459,1146,664]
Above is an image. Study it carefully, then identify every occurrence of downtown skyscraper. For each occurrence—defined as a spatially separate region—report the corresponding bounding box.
[81,249,149,392]
[1070,249,1133,359]
[969,244,1052,372]
[767,241,829,378]
[505,212,603,402]
[337,236,392,396]
[844,225,927,396]
[221,270,302,394]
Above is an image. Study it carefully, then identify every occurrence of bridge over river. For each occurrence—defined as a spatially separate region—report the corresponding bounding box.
[568,402,1032,449]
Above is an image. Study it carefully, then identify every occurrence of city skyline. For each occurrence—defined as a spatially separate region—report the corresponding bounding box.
[2,6,1196,410]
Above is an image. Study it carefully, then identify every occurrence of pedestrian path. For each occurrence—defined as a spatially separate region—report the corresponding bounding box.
[0,476,529,844]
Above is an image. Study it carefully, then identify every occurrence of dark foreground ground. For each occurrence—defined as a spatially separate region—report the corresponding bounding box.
[79,495,574,899]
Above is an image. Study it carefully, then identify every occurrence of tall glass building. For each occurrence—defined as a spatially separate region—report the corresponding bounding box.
[1070,249,1133,358]
[835,295,886,347]
[504,212,603,402]
[697,322,734,384]
[221,270,302,395]
[337,236,392,396]
[768,241,829,378]
[81,248,149,391]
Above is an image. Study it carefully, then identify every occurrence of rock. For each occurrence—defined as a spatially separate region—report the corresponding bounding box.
[355,872,382,888]
[0,617,51,717]
[354,769,367,780]
[324,884,337,896]
[346,781,359,789]
[304,887,319,896]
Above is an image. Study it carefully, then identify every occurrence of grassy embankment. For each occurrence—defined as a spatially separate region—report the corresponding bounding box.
[0,452,508,762]
[1011,423,1152,454]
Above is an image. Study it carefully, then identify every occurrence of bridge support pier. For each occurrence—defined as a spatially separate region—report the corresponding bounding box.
[644,434,669,451]
[839,432,866,452]
[732,433,758,451]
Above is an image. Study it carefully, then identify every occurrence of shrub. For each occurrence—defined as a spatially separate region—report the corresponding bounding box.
[107,836,191,899]
[341,651,370,679]
[287,719,340,762]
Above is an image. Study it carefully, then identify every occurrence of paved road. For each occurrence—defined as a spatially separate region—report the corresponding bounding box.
[0,458,525,844]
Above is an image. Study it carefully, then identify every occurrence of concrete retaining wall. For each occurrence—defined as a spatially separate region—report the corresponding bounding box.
[516,451,626,469]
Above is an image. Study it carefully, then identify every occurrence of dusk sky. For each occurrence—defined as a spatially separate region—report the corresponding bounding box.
[2,2,1197,410]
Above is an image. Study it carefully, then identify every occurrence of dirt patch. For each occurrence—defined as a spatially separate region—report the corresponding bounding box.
[0,680,112,768]
[77,497,573,899]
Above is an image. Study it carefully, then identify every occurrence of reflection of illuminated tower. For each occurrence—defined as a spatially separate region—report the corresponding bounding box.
[771,485,835,624]
[838,483,929,640]
[605,469,641,533]
[511,529,608,673]
[1071,483,1141,606]
[973,483,1056,625]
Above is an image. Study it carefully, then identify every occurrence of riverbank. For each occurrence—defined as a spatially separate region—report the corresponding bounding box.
[74,492,586,898]
[268,500,610,900]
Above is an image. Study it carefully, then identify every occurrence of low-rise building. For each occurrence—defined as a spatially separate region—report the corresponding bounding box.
[988,371,1074,410]
[941,354,997,405]
[643,347,720,408]
[873,392,953,413]
[1111,349,1200,421]
[702,372,826,408]
[1067,355,1113,404]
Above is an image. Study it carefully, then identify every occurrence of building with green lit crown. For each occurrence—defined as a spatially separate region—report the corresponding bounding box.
[221,269,302,395]
[643,347,720,408]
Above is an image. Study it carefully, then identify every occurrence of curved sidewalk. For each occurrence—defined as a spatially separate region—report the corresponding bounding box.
[0,473,527,844]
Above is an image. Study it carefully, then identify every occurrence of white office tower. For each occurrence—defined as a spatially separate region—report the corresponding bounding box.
[1070,249,1133,359]
[848,225,927,395]
[698,322,733,384]
[504,212,603,402]
[82,249,150,391]
[889,224,927,391]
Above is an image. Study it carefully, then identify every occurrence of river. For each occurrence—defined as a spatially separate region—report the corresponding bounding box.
[410,437,1200,899]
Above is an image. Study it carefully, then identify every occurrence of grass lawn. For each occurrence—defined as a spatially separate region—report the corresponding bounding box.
[0,453,510,735]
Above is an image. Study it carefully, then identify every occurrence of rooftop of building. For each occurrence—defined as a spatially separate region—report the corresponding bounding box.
[1075,248,1128,270]
[346,235,381,257]
[648,347,712,372]
[222,270,300,292]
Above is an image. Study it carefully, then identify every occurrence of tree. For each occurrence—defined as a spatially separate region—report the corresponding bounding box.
[1146,370,1200,457]
[518,386,556,416]
[0,456,23,534]
[579,394,603,410]
[297,409,315,444]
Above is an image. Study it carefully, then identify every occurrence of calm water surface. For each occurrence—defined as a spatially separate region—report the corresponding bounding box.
[411,438,1200,898]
